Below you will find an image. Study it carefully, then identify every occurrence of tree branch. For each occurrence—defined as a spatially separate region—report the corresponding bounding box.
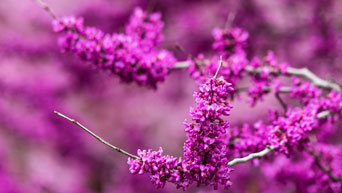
[286,67,341,91]
[275,92,288,113]
[227,108,337,167]
[227,146,275,166]
[54,111,140,160]
[33,0,57,19]
[306,149,342,182]
[173,61,341,91]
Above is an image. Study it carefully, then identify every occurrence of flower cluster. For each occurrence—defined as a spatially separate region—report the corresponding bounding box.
[125,7,164,50]
[190,28,291,107]
[208,27,249,86]
[290,77,322,104]
[227,121,270,159]
[183,77,234,189]
[53,7,175,88]
[212,27,249,57]
[208,54,248,87]
[187,54,207,83]
[188,27,249,86]
[127,148,185,189]
[247,51,289,106]
[249,51,289,75]
[128,77,234,190]
[268,107,317,155]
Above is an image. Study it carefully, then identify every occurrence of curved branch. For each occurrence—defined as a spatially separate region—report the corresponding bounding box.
[54,111,140,160]
[306,149,342,182]
[286,67,341,91]
[174,61,341,91]
[227,108,336,167]
[227,146,275,166]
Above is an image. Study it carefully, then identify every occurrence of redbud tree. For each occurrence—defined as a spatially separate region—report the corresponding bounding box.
[0,0,342,192]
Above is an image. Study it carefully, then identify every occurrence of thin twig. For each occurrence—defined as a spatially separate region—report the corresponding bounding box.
[33,0,57,19]
[213,56,223,79]
[54,111,140,160]
[275,93,288,113]
[306,149,342,182]
[224,12,236,29]
[175,44,204,75]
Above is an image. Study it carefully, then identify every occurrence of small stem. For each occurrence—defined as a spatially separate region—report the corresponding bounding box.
[209,79,214,105]
[146,0,157,14]
[213,56,223,79]
[235,87,248,93]
[33,0,57,19]
[54,111,140,160]
[275,93,288,113]
[224,12,236,29]
[175,44,204,75]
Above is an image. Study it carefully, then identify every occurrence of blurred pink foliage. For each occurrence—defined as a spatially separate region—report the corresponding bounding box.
[0,0,341,193]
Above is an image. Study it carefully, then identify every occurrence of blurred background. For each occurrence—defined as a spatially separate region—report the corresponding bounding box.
[0,0,341,192]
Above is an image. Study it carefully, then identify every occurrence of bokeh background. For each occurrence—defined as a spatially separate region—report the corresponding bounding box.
[0,0,341,192]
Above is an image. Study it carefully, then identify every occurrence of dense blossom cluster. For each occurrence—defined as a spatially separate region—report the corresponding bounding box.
[189,27,290,107]
[128,77,234,190]
[53,7,175,88]
[127,148,184,189]
[227,87,342,156]
[209,27,249,85]
[188,27,249,85]
[183,77,234,189]
[290,77,322,104]
[183,21,342,192]
[268,107,317,155]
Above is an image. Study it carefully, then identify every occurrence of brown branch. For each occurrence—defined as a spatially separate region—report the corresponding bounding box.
[224,12,236,29]
[33,0,57,19]
[54,111,140,160]
[275,92,288,113]
[306,149,342,182]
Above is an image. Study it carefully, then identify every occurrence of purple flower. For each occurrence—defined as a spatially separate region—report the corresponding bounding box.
[53,7,176,89]
[128,77,234,190]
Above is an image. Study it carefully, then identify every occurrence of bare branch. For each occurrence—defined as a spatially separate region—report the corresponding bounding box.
[275,92,288,113]
[227,146,275,166]
[287,67,341,91]
[224,12,236,29]
[54,111,140,160]
[33,0,57,19]
[245,66,340,91]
